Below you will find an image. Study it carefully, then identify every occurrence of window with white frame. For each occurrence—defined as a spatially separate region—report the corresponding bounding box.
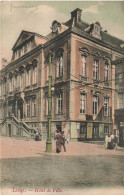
[57,55,63,77]
[80,93,86,114]
[81,56,87,77]
[93,96,98,115]
[93,59,99,80]
[26,69,31,86]
[56,92,63,114]
[105,63,109,82]
[33,66,37,84]
[26,100,30,117]
[32,98,37,116]
[104,97,109,116]
[119,93,124,108]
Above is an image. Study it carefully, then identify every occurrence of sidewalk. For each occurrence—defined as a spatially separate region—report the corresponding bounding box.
[1,136,124,159]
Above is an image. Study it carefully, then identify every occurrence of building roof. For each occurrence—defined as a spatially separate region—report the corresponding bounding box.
[12,30,47,50]
[64,19,124,52]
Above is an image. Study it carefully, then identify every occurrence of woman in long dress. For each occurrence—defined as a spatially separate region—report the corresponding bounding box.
[55,130,63,153]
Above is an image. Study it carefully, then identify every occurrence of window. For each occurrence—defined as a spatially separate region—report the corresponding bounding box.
[26,100,30,117]
[94,24,100,35]
[80,124,86,134]
[27,41,31,52]
[33,66,37,84]
[12,77,15,91]
[15,50,19,59]
[17,75,20,88]
[81,56,87,77]
[26,69,31,86]
[80,93,86,114]
[93,96,98,115]
[57,55,63,77]
[22,46,25,55]
[93,125,99,135]
[104,126,109,134]
[93,59,99,80]
[9,78,12,92]
[104,97,109,116]
[118,72,123,83]
[56,92,63,114]
[119,93,124,108]
[32,99,37,116]
[19,74,22,88]
[105,63,109,82]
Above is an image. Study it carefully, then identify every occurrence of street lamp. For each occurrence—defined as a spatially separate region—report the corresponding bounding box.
[46,52,53,152]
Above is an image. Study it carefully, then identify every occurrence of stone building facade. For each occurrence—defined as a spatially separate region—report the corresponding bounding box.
[112,57,124,146]
[0,8,124,140]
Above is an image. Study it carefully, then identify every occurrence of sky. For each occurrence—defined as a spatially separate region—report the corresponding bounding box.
[0,1,124,69]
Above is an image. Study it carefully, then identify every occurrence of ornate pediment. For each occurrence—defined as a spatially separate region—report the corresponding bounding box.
[12,31,34,50]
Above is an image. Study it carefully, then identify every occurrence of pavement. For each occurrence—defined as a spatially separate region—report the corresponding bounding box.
[0,136,124,159]
[0,137,124,195]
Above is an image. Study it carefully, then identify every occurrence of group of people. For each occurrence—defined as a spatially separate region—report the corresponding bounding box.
[105,131,119,150]
[54,130,68,153]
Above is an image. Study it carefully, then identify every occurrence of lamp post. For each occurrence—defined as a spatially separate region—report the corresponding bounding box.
[46,52,52,152]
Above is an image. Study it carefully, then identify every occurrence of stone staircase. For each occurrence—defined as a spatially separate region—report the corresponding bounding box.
[0,115,37,139]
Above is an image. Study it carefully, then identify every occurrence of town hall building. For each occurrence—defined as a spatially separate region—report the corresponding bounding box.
[0,8,124,141]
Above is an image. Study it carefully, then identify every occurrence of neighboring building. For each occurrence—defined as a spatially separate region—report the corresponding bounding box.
[0,8,124,140]
[112,57,124,146]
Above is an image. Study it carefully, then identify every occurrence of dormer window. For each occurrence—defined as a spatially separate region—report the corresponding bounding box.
[15,50,19,59]
[27,41,31,52]
[94,24,100,35]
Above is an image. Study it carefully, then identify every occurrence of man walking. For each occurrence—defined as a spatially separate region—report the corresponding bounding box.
[61,131,66,152]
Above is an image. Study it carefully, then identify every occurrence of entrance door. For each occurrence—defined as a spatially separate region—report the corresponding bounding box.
[8,124,11,137]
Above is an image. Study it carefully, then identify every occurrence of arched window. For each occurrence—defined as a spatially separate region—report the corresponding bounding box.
[79,47,90,79]
[26,64,31,86]
[32,59,38,84]
[56,48,64,77]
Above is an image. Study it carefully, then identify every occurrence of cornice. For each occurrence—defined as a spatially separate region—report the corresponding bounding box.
[71,27,124,55]
[112,57,124,65]
[0,45,43,74]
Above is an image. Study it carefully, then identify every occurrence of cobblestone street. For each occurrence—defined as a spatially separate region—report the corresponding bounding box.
[0,137,124,195]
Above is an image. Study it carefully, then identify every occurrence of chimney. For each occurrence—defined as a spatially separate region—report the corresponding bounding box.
[71,8,82,22]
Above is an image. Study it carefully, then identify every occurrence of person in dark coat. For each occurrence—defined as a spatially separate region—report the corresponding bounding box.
[61,131,66,152]
[54,130,63,153]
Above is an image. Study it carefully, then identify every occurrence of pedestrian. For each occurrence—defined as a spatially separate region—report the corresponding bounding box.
[54,130,63,153]
[109,131,115,149]
[105,134,108,149]
[66,133,70,144]
[115,132,119,150]
[35,131,39,141]
[61,131,66,152]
